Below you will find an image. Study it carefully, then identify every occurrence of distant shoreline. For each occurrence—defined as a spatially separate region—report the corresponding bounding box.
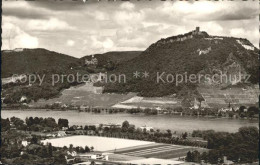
[2,108,259,121]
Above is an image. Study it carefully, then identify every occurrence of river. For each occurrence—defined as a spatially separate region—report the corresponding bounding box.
[2,110,258,133]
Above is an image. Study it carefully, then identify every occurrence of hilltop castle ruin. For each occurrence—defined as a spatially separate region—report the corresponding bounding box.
[156,27,205,46]
[85,55,98,65]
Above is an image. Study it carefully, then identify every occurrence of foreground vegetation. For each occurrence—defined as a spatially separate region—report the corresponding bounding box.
[1,116,258,164]
[187,126,259,164]
[1,117,94,164]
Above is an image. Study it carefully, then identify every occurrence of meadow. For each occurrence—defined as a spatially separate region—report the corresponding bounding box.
[41,135,154,151]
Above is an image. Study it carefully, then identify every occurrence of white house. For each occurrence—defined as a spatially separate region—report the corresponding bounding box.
[57,131,66,137]
[19,96,27,102]
[139,126,154,132]
[21,140,29,147]
[67,151,77,157]
[46,134,56,137]
[62,127,69,131]
[79,152,110,161]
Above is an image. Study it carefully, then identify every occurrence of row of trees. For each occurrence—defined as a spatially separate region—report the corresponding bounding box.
[2,117,69,132]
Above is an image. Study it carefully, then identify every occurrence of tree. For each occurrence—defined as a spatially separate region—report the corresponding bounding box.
[69,144,73,151]
[192,150,201,163]
[48,143,53,157]
[204,126,259,163]
[201,152,208,163]
[85,146,90,152]
[122,120,130,132]
[26,117,34,127]
[166,129,172,137]
[207,150,221,164]
[239,106,246,114]
[79,147,85,153]
[21,153,30,160]
[186,151,192,162]
[182,132,188,139]
[238,126,259,140]
[75,146,80,153]
[31,136,38,144]
[90,161,96,165]
[1,118,10,131]
[247,106,258,118]
[186,150,201,163]
[38,147,48,158]
[128,125,135,133]
[54,154,67,164]
[44,117,58,128]
[90,146,94,152]
[58,118,69,128]
[228,111,234,118]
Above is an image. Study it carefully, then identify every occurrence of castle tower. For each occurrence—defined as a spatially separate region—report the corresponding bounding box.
[196,27,200,33]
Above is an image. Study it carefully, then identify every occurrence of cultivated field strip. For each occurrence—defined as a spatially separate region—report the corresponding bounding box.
[143,148,199,159]
[123,145,189,157]
[110,143,163,153]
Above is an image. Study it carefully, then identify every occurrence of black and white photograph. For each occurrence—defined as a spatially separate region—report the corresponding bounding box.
[0,0,259,164]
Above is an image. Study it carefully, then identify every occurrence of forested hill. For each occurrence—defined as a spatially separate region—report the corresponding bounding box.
[1,49,142,104]
[101,29,259,97]
[1,48,78,78]
[80,51,142,71]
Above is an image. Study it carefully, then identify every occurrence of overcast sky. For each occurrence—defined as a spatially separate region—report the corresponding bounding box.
[2,0,259,58]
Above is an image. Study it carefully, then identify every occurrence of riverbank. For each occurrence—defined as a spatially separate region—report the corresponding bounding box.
[2,107,258,120]
[2,110,258,133]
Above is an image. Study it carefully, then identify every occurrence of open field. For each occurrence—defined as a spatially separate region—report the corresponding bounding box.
[41,135,154,151]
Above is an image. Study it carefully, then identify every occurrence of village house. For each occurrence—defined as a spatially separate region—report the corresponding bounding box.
[21,140,29,147]
[197,47,212,55]
[67,151,77,157]
[65,151,77,164]
[75,130,85,135]
[93,87,104,94]
[103,123,121,129]
[79,152,110,161]
[139,126,154,132]
[87,130,96,135]
[80,105,90,110]
[62,127,69,131]
[222,156,234,165]
[19,96,27,103]
[61,104,68,109]
[57,131,67,137]
[10,122,16,130]
[98,129,104,135]
[46,133,56,138]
